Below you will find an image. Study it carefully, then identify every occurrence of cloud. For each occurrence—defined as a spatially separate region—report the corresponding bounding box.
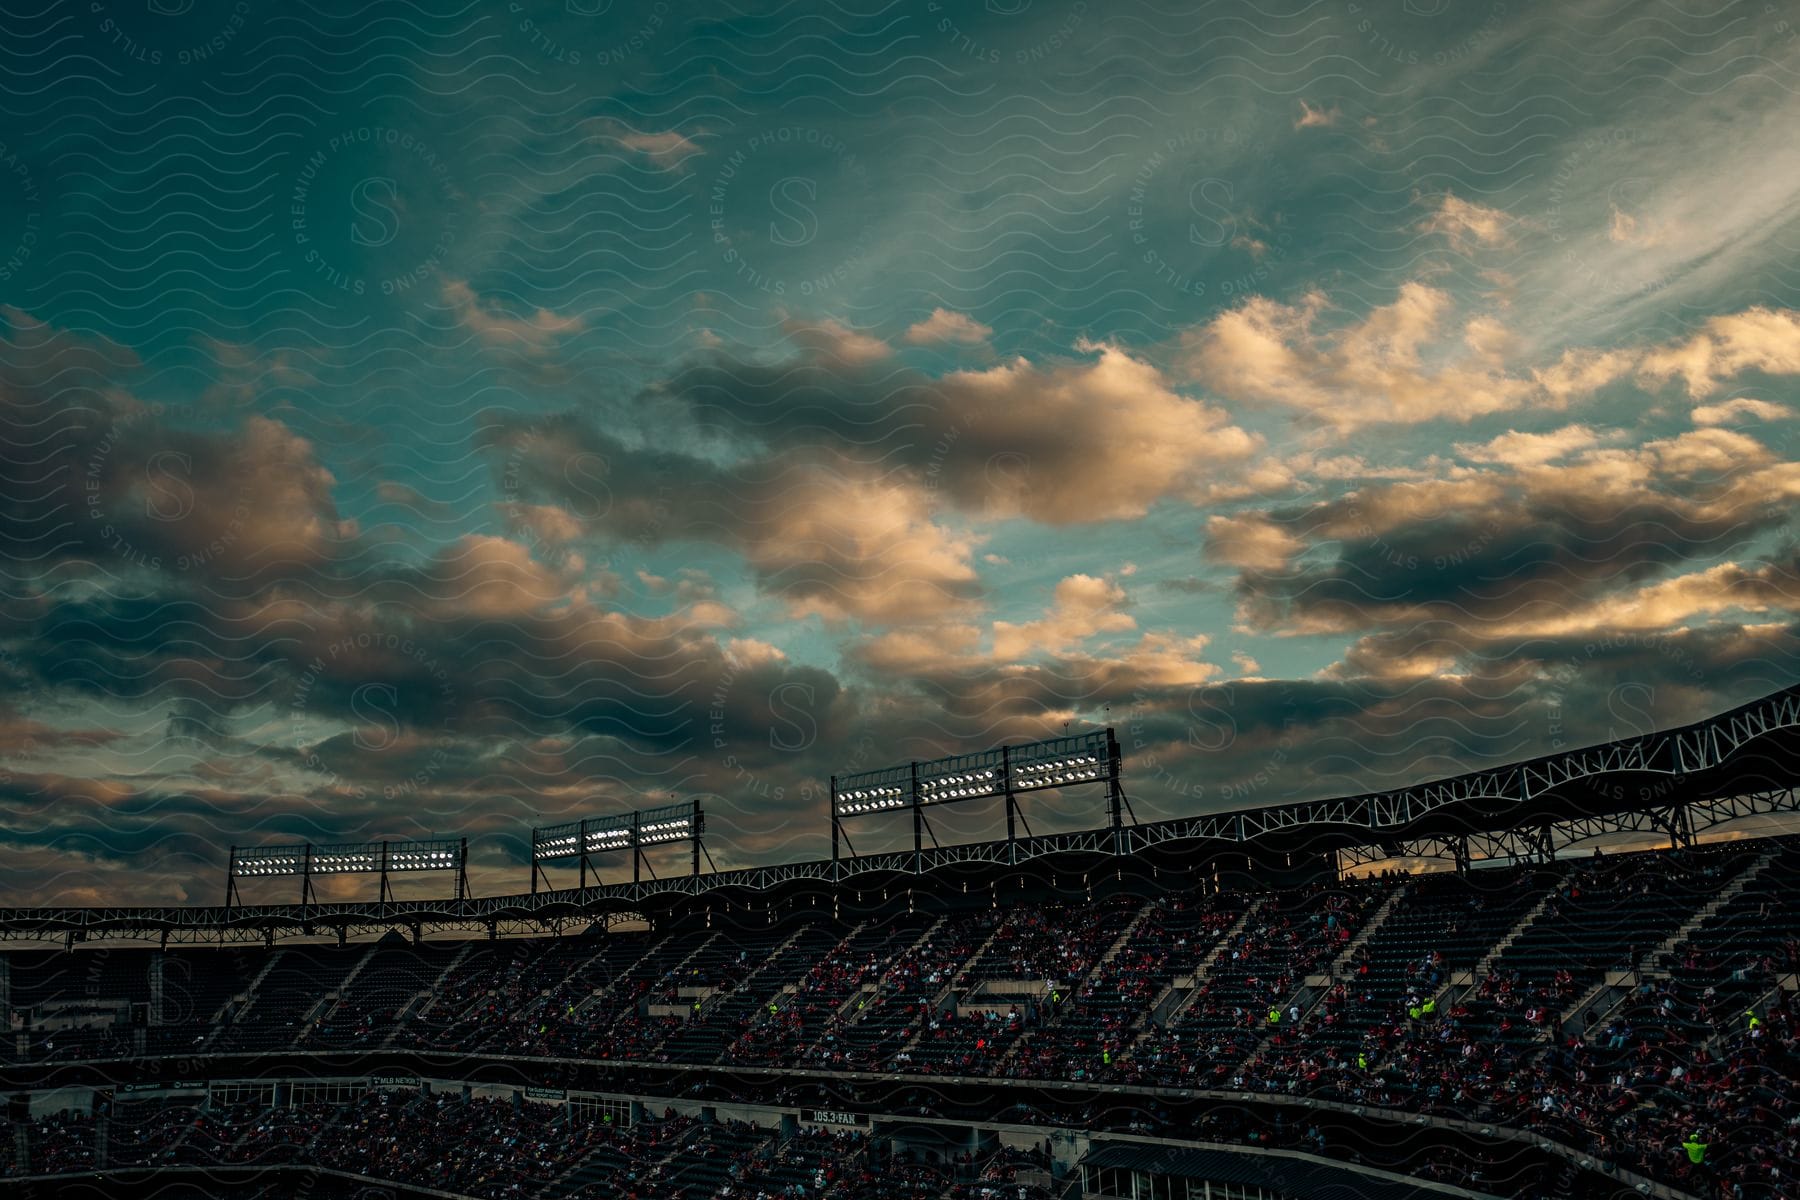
[0,716,126,759]
[1105,631,1219,688]
[586,118,704,168]
[931,342,1259,521]
[1453,425,1605,468]
[740,467,983,623]
[634,335,1260,524]
[1691,397,1792,426]
[904,308,993,346]
[486,416,983,623]
[1182,282,1800,430]
[1204,514,1306,571]
[1638,307,1800,398]
[1215,429,1800,638]
[0,312,348,582]
[1419,193,1515,251]
[849,572,1222,704]
[1607,205,1670,247]
[780,316,892,366]
[1531,347,1638,403]
[846,588,1224,736]
[1295,100,1340,129]
[1180,284,1539,428]
[1487,558,1800,640]
[498,501,588,548]
[443,280,583,357]
[410,535,586,619]
[992,574,1135,660]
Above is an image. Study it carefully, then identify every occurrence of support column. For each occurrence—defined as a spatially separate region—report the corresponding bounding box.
[911,761,922,875]
[1107,728,1124,855]
[1002,745,1016,865]
[692,800,702,878]
[148,953,164,1027]
[577,819,590,891]
[1666,803,1695,850]
[829,775,840,877]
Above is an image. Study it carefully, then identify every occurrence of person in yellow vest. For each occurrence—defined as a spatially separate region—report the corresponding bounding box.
[1745,1008,1761,1033]
[1356,1052,1367,1070]
[1408,1002,1422,1020]
[1421,997,1436,1017]
[1267,1006,1280,1025]
[1681,1132,1707,1166]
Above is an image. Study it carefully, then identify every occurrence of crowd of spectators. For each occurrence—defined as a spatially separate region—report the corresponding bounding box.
[795,909,1002,1072]
[7,839,1800,1197]
[5,1097,1062,1200]
[16,1109,96,1174]
[1141,850,1800,1198]
[725,921,927,1067]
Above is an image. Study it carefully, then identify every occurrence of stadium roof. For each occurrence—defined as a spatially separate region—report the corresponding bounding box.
[1,683,1796,942]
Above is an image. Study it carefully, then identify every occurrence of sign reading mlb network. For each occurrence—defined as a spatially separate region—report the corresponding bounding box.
[803,1108,868,1127]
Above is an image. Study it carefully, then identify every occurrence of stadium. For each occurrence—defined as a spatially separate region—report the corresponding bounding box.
[3,687,1797,1200]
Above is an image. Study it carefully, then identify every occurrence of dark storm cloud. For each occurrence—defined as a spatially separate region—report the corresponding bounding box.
[0,308,345,584]
[1215,436,1798,636]
[477,329,1261,621]
[0,772,253,867]
[483,411,987,622]
[640,335,1258,524]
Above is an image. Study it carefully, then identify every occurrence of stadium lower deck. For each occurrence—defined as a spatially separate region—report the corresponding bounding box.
[4,834,1798,1200]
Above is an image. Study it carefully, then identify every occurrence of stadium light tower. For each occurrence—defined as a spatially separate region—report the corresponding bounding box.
[529,798,708,892]
[225,837,469,910]
[829,727,1128,872]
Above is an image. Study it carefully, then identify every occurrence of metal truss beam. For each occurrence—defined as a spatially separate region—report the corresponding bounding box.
[1335,787,1800,873]
[2,689,1796,941]
[1686,787,1800,835]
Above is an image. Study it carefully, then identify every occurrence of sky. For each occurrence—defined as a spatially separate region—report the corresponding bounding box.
[2,0,1799,905]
